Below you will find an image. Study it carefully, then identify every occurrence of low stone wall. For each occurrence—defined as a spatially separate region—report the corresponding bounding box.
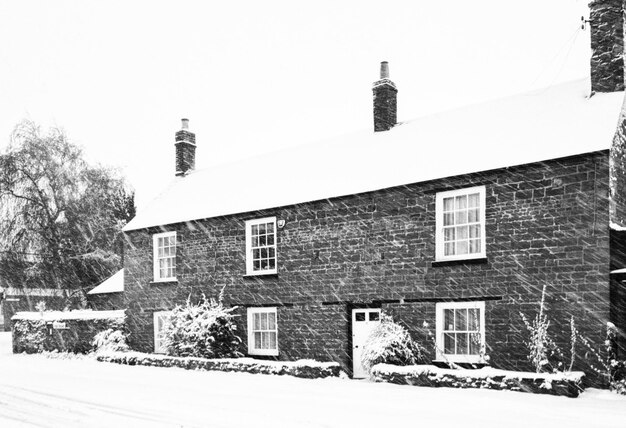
[371,364,585,398]
[12,310,126,354]
[97,351,343,379]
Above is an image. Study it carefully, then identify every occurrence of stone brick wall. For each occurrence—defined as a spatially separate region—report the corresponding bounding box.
[123,151,611,381]
[589,0,625,93]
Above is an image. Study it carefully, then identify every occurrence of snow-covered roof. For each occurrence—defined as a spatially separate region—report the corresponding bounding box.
[87,269,124,295]
[12,309,125,321]
[124,79,625,231]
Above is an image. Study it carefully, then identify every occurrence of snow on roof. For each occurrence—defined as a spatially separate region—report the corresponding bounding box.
[124,79,625,231]
[87,269,124,295]
[12,309,125,321]
[610,268,626,274]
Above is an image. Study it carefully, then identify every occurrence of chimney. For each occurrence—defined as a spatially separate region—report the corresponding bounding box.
[175,118,196,176]
[589,0,625,93]
[372,61,397,132]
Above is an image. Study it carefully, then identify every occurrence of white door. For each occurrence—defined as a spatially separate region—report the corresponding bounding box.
[351,308,381,378]
[153,311,171,353]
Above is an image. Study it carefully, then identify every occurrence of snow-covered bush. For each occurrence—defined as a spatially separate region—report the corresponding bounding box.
[164,293,242,359]
[606,322,626,394]
[520,284,561,373]
[12,319,46,353]
[360,313,425,374]
[370,364,585,398]
[97,352,343,379]
[92,328,129,353]
[576,322,626,393]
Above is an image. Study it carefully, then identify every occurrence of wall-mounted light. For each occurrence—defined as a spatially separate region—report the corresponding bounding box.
[277,219,286,228]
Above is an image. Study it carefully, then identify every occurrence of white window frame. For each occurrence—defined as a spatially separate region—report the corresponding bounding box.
[247,307,279,356]
[245,217,278,275]
[153,231,177,282]
[435,185,486,261]
[435,301,485,363]
[153,310,172,354]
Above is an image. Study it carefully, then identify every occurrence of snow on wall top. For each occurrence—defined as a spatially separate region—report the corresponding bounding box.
[124,79,625,231]
[12,309,125,321]
[87,269,124,295]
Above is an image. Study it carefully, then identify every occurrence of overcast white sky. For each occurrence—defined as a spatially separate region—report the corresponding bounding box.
[0,0,594,209]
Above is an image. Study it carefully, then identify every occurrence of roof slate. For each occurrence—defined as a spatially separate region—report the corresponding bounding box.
[124,79,625,231]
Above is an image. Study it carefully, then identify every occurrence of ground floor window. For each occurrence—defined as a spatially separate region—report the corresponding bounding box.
[435,301,485,363]
[153,311,172,354]
[247,307,278,356]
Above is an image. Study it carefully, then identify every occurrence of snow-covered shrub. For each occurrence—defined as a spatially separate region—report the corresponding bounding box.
[520,284,561,373]
[577,322,626,393]
[164,293,242,359]
[370,364,585,397]
[606,323,626,394]
[571,321,626,393]
[97,352,343,379]
[12,319,46,353]
[35,300,46,314]
[360,313,425,374]
[92,328,129,353]
[568,316,577,372]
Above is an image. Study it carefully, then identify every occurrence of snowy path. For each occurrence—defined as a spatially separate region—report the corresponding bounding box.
[1,332,625,428]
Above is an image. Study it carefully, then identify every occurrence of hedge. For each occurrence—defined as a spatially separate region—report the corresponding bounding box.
[12,310,126,354]
[97,351,342,379]
[371,364,585,398]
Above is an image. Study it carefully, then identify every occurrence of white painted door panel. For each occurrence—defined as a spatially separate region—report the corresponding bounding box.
[351,308,381,378]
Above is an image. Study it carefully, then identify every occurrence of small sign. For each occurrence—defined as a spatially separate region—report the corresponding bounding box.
[52,321,68,330]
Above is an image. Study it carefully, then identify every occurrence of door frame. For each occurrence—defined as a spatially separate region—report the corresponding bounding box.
[350,306,382,379]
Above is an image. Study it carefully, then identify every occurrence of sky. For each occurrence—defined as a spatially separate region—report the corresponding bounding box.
[0,0,595,209]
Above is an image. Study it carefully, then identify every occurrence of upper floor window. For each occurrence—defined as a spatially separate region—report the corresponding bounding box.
[435,301,485,363]
[153,231,176,282]
[435,186,486,261]
[245,217,277,275]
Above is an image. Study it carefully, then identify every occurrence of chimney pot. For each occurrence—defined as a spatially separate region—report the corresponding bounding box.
[380,61,389,79]
[181,118,189,129]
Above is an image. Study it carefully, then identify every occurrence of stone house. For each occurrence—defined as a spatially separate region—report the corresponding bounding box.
[120,1,626,379]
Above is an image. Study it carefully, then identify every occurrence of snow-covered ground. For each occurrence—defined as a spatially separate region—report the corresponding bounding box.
[1,332,625,428]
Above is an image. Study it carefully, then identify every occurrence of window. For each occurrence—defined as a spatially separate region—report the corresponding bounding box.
[435,186,486,261]
[153,231,176,282]
[247,307,278,356]
[435,301,485,363]
[245,217,277,275]
[153,310,172,353]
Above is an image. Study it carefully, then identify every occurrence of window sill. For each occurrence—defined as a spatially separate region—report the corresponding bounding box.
[431,257,488,267]
[248,351,279,357]
[150,279,179,286]
[432,359,488,368]
[243,273,278,279]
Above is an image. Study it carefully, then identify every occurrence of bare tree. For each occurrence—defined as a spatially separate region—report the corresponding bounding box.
[0,120,135,305]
